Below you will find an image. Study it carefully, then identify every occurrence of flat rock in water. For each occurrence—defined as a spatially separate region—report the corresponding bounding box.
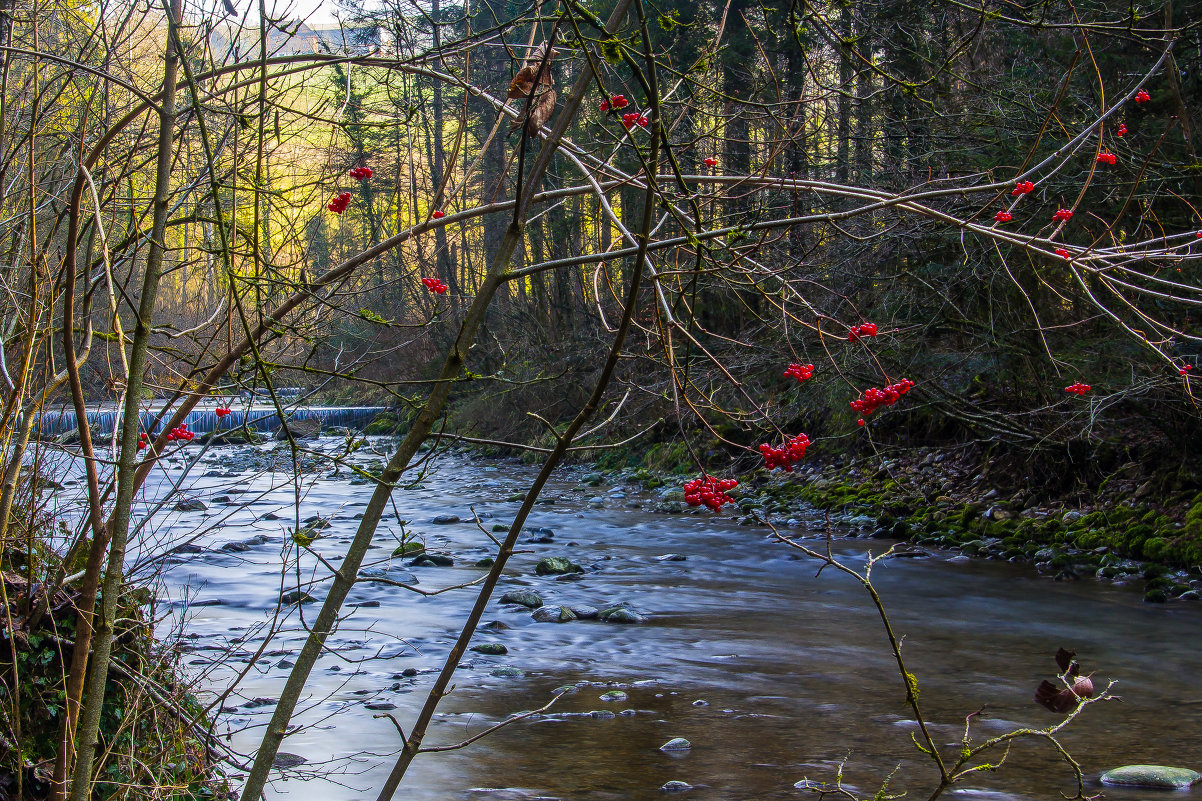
[500,589,543,609]
[599,690,628,702]
[660,781,693,793]
[173,499,207,512]
[532,605,577,623]
[471,643,508,655]
[431,514,461,524]
[272,752,306,769]
[1100,765,1202,789]
[659,737,691,751]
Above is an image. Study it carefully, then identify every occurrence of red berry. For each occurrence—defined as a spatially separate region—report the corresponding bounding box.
[995,211,1012,223]
[1117,123,1127,137]
[1134,89,1150,104]
[599,100,609,111]
[431,210,445,219]
[611,95,628,108]
[1052,208,1073,223]
[1054,247,1071,259]
[704,157,718,167]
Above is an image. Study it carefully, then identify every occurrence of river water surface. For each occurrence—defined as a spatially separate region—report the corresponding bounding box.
[104,439,1202,801]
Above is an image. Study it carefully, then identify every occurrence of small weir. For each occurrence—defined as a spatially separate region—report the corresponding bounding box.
[34,405,389,438]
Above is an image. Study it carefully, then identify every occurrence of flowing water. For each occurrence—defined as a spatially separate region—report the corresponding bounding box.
[57,439,1202,801]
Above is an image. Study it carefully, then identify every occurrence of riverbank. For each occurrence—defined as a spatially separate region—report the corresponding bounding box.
[570,438,1202,605]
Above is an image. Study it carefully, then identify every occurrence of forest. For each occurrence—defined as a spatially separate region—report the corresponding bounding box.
[1,0,1201,798]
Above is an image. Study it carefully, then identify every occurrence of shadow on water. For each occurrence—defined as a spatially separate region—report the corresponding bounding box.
[111,447,1201,801]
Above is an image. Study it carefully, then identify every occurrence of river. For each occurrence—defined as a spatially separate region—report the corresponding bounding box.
[70,438,1202,801]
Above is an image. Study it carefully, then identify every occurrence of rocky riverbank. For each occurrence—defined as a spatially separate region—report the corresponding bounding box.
[577,443,1202,605]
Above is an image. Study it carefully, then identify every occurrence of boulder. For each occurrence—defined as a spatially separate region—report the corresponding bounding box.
[173,499,207,512]
[535,556,583,576]
[410,554,454,567]
[499,589,543,609]
[1100,765,1201,789]
[273,418,321,440]
[431,514,460,525]
[659,737,691,752]
[470,643,508,655]
[532,605,577,623]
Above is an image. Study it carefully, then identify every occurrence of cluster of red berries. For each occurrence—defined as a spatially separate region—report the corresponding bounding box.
[1134,89,1151,104]
[166,423,195,442]
[137,432,150,451]
[349,167,373,181]
[1096,152,1116,165]
[850,378,915,417]
[704,157,718,167]
[1064,382,1091,395]
[1055,247,1071,259]
[599,94,629,112]
[759,433,811,472]
[622,112,649,129]
[784,363,814,382]
[215,407,232,418]
[1117,123,1127,137]
[995,211,1012,223]
[683,475,738,512]
[847,322,878,342]
[1052,208,1073,223]
[328,192,352,214]
[431,210,446,219]
[1012,180,1035,195]
[1179,365,1193,376]
[422,277,448,294]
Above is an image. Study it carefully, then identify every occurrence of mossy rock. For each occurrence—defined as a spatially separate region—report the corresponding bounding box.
[392,541,425,558]
[535,556,583,576]
[470,643,508,655]
[1100,765,1201,789]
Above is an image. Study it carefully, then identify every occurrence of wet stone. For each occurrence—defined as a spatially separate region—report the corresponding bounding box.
[471,643,508,655]
[659,737,691,751]
[272,753,306,769]
[431,514,461,524]
[660,781,693,793]
[500,589,543,609]
[532,605,577,623]
[1100,765,1202,789]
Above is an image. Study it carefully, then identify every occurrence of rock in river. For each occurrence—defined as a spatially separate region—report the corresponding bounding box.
[600,605,646,623]
[1100,765,1202,789]
[659,737,691,752]
[532,605,577,623]
[535,556,583,576]
[500,589,543,609]
[431,514,460,524]
[660,781,693,793]
[471,643,508,655]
